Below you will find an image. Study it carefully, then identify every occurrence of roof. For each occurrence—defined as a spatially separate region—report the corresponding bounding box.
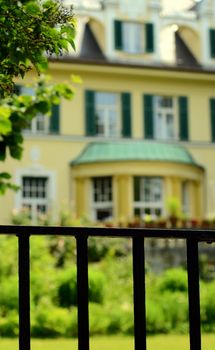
[80,23,105,60]
[71,141,201,167]
[175,31,200,68]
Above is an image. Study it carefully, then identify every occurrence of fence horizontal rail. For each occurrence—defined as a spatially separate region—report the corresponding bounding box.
[0,224,215,241]
[0,224,214,350]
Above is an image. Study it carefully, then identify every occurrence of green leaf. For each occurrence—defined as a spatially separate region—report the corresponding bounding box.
[0,142,6,161]
[9,145,23,160]
[0,172,11,179]
[0,106,11,119]
[0,118,12,135]
[35,101,50,114]
[24,2,41,16]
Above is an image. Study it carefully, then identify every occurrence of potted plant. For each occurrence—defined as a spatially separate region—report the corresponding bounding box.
[166,197,181,228]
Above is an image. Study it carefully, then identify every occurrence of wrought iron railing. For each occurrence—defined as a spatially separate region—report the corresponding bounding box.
[0,225,214,350]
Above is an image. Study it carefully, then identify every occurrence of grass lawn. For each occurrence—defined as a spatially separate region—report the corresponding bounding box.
[0,335,215,350]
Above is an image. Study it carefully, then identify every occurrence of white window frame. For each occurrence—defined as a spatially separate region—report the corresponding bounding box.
[20,86,50,134]
[134,177,163,219]
[25,114,50,134]
[122,21,145,54]
[154,96,178,140]
[95,92,120,138]
[182,181,190,216]
[15,168,56,224]
[91,177,113,222]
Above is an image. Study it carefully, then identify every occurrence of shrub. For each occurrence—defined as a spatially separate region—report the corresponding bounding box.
[0,277,18,315]
[120,308,134,335]
[57,267,77,307]
[31,269,58,306]
[89,303,109,335]
[160,292,188,333]
[57,267,106,307]
[0,311,18,337]
[201,281,215,332]
[31,301,72,338]
[88,237,130,262]
[146,299,168,334]
[0,237,18,279]
[106,307,124,334]
[88,268,106,304]
[158,268,188,293]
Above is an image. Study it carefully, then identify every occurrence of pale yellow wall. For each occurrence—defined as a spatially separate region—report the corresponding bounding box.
[51,62,215,143]
[72,160,204,221]
[1,62,215,224]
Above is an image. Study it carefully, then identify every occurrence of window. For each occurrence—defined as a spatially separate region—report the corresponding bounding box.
[134,177,163,219]
[25,114,50,134]
[182,181,190,215]
[17,85,60,134]
[154,96,177,140]
[144,94,189,141]
[21,176,49,223]
[94,92,119,137]
[85,90,131,138]
[92,177,113,221]
[122,22,145,54]
[114,21,154,53]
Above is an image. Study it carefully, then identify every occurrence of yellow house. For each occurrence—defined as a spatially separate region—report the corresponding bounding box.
[1,0,215,225]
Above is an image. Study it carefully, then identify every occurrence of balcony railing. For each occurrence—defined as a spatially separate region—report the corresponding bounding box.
[0,225,214,350]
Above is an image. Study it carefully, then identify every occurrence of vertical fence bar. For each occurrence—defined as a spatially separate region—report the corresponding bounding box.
[18,233,31,350]
[76,236,90,350]
[132,236,147,350]
[187,238,201,350]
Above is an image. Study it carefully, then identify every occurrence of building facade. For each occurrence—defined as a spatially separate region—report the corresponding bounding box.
[1,0,215,225]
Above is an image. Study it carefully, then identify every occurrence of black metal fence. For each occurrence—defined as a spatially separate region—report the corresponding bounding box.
[0,224,214,350]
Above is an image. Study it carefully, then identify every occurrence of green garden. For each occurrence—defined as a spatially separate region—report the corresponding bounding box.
[1,231,215,340]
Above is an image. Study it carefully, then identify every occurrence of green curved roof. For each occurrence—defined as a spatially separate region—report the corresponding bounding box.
[71,141,200,167]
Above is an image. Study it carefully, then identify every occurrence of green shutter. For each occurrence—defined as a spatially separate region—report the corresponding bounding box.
[134,177,140,201]
[114,20,122,50]
[50,104,60,133]
[144,94,154,139]
[121,93,131,137]
[210,99,215,142]
[145,23,154,53]
[85,90,96,136]
[210,29,215,58]
[179,97,189,141]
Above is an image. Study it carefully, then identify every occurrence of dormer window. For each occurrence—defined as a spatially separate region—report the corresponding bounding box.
[122,22,144,54]
[114,20,154,54]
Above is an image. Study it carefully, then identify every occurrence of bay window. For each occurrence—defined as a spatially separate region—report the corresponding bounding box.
[134,176,163,219]
[92,177,113,221]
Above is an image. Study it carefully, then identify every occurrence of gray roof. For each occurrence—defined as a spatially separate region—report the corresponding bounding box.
[175,31,200,68]
[80,23,105,60]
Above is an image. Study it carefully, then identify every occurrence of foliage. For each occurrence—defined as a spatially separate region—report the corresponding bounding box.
[57,266,106,308]
[31,301,74,338]
[1,234,215,338]
[158,268,188,293]
[0,0,76,194]
[166,197,181,219]
[0,312,19,338]
[88,237,131,262]
[0,0,75,96]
